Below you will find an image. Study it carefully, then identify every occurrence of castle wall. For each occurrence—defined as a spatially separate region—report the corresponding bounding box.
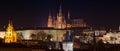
[0,29,67,42]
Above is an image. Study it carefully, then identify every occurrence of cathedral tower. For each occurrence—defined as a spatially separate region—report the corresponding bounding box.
[5,20,17,43]
[48,11,53,28]
[55,5,66,29]
[47,4,66,29]
[66,11,72,28]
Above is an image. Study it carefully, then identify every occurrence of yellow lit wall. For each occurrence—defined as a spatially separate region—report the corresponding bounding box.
[5,21,17,43]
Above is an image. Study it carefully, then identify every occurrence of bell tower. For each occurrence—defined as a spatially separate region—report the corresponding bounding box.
[5,20,17,43]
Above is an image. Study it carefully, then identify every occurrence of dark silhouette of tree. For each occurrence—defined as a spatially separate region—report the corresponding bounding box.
[17,32,24,40]
[47,34,53,41]
[0,38,3,43]
[30,33,37,40]
[37,31,47,40]
[97,39,104,49]
[98,39,103,44]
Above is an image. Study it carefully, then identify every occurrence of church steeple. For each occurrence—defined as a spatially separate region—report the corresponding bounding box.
[8,19,13,27]
[58,4,62,16]
[68,11,70,20]
[66,11,72,28]
[48,11,53,27]
[47,3,66,29]
[5,19,17,43]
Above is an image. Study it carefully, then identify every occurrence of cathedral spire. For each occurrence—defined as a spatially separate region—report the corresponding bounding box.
[66,11,71,28]
[49,10,52,17]
[48,11,53,27]
[58,4,62,16]
[48,10,52,20]
[68,11,70,20]
[8,19,13,27]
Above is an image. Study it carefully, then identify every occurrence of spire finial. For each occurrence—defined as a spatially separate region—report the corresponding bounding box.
[9,19,11,25]
[58,4,62,16]
[49,10,51,16]
[48,11,52,20]
[68,11,70,20]
[8,19,12,26]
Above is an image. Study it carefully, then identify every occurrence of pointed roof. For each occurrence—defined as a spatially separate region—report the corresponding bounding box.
[48,10,52,19]
[68,11,70,20]
[58,4,62,16]
[8,19,12,27]
[49,10,52,16]
[7,19,14,30]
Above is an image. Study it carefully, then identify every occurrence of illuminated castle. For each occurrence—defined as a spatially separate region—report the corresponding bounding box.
[48,5,67,29]
[48,5,87,29]
[5,20,17,43]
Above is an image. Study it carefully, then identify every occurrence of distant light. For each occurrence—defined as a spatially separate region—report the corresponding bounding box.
[62,42,73,51]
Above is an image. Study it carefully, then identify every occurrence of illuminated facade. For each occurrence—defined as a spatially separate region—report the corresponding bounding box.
[47,5,87,28]
[48,5,66,29]
[102,32,120,44]
[0,29,67,42]
[48,12,53,27]
[5,20,17,43]
[71,19,87,27]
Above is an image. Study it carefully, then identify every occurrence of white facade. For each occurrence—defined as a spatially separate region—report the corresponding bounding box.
[102,32,120,44]
[0,29,67,41]
[71,19,87,27]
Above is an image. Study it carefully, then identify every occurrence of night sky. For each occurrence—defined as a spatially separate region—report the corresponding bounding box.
[0,0,120,29]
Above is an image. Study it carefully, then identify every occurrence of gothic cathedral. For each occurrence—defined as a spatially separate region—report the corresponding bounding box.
[48,5,68,29]
[5,20,17,43]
